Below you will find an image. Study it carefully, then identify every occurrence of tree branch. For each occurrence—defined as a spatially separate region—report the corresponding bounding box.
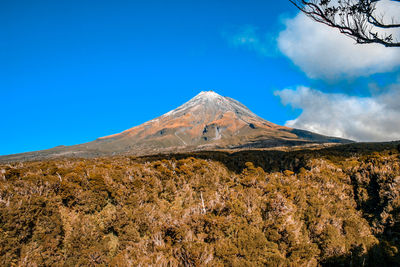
[289,0,400,47]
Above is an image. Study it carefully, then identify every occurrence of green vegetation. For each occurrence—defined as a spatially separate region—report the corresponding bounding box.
[0,143,399,266]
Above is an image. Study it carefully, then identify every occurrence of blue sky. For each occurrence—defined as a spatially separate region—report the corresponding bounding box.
[1,0,400,155]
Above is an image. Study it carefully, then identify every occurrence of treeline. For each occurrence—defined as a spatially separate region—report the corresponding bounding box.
[0,143,399,266]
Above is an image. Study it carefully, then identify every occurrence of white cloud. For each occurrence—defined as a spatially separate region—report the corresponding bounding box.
[277,0,400,79]
[275,86,400,142]
[226,25,275,57]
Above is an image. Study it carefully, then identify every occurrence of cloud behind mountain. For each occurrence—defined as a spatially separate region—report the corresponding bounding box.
[275,85,400,142]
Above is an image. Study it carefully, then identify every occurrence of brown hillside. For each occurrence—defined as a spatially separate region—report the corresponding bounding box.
[0,142,399,266]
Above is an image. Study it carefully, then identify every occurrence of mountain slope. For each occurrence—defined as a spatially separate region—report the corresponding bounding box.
[0,91,351,162]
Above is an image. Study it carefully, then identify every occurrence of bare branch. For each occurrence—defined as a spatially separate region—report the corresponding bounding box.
[289,0,400,47]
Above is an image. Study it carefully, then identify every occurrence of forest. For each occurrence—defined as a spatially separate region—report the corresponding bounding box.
[0,142,399,266]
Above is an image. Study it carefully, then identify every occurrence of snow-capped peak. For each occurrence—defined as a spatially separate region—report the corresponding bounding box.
[194,91,222,100]
[162,90,260,119]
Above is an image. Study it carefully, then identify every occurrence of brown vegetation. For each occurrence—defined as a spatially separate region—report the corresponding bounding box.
[0,142,399,266]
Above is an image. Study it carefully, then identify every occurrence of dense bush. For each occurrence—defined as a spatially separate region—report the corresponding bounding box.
[0,145,399,266]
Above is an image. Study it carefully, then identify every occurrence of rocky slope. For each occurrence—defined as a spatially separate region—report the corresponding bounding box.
[0,91,351,162]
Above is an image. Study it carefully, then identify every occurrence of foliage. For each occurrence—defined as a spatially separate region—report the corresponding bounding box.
[1,143,400,266]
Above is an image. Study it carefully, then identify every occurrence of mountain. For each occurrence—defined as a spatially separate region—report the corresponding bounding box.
[0,91,351,162]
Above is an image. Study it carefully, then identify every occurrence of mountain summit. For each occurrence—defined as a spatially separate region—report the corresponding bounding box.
[0,91,351,161]
[97,90,285,150]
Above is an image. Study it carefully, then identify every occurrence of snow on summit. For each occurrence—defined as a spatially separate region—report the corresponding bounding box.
[2,91,352,161]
